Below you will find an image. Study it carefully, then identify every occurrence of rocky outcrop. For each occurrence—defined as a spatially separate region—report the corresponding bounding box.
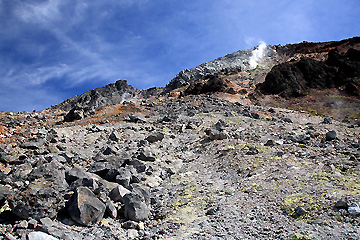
[257,47,360,98]
[184,75,237,95]
[58,80,136,111]
[164,46,275,92]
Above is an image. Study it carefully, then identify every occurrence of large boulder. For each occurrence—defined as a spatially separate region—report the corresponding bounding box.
[66,187,106,226]
[123,192,150,222]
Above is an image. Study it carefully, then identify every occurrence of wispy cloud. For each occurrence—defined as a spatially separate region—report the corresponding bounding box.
[15,0,62,25]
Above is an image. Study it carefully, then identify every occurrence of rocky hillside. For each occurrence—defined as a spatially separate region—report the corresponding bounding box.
[0,37,360,239]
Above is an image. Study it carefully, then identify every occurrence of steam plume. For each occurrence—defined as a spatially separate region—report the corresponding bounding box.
[249,41,267,68]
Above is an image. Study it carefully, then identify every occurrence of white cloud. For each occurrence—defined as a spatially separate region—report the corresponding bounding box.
[5,64,69,85]
[16,0,62,25]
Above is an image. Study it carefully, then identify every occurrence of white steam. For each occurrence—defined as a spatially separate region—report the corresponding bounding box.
[249,41,267,68]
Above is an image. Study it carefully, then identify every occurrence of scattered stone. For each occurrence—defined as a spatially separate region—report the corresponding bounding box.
[20,139,45,150]
[127,159,146,173]
[281,117,293,123]
[335,199,349,209]
[246,147,259,155]
[28,219,38,229]
[0,184,12,202]
[206,207,219,216]
[209,128,228,140]
[325,130,337,141]
[109,185,131,203]
[264,139,275,146]
[137,147,156,162]
[105,200,117,218]
[294,206,307,217]
[69,178,99,193]
[15,220,28,229]
[66,169,90,187]
[129,113,147,123]
[122,220,138,229]
[66,187,106,226]
[146,132,164,143]
[129,183,150,204]
[115,168,132,188]
[109,131,120,141]
[27,231,59,240]
[348,203,360,216]
[323,117,332,124]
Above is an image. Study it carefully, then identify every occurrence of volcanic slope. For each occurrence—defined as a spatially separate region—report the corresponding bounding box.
[0,38,360,239]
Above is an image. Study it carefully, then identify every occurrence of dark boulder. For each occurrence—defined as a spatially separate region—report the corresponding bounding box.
[123,192,150,222]
[64,106,84,122]
[66,187,106,226]
[325,130,337,141]
[145,132,164,143]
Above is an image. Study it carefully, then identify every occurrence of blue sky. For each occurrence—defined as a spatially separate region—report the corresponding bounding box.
[1,0,359,112]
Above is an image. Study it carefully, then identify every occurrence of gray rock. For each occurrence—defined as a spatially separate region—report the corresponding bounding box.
[137,147,156,162]
[122,220,138,229]
[264,139,275,146]
[348,203,360,216]
[281,117,293,123]
[323,117,332,124]
[129,183,150,205]
[60,80,135,111]
[145,132,164,143]
[69,178,99,193]
[105,200,117,218]
[66,187,106,226]
[123,193,150,222]
[103,146,117,155]
[127,159,146,173]
[0,184,12,203]
[109,131,120,141]
[27,231,59,240]
[209,128,228,140]
[246,147,259,155]
[89,162,111,177]
[129,113,147,123]
[65,167,90,184]
[20,139,45,150]
[289,134,310,144]
[109,185,131,203]
[115,167,132,188]
[11,161,68,220]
